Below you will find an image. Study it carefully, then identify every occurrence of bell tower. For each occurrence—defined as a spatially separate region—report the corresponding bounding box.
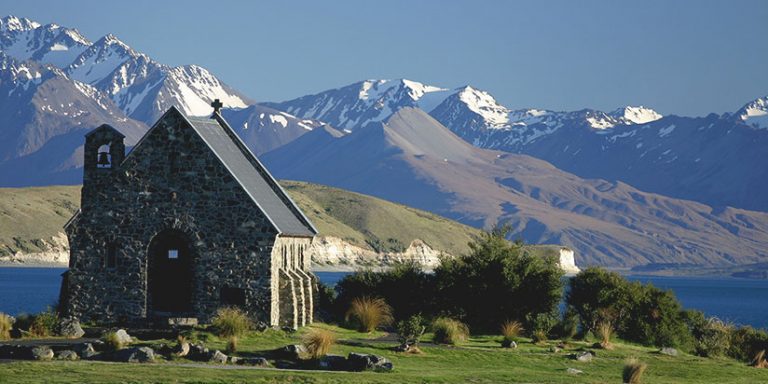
[82,124,125,209]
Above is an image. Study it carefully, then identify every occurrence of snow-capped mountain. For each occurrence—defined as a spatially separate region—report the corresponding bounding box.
[0,16,251,125]
[0,16,90,68]
[733,95,768,129]
[263,79,451,131]
[0,51,147,185]
[262,107,768,267]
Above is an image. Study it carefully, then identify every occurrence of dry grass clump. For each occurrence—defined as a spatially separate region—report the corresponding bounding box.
[531,330,548,344]
[501,320,524,343]
[211,307,252,339]
[28,309,58,337]
[622,358,647,384]
[751,350,768,368]
[432,317,469,345]
[596,321,614,350]
[0,313,12,340]
[226,336,238,354]
[302,328,337,359]
[345,297,393,333]
[102,331,126,351]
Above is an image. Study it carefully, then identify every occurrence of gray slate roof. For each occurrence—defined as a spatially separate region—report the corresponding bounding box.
[182,111,316,236]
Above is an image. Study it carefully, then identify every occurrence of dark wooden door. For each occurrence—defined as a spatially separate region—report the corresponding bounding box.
[148,230,193,314]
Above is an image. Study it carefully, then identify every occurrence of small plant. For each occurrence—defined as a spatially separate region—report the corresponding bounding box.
[596,320,614,350]
[432,317,469,345]
[531,329,548,344]
[751,350,767,368]
[622,358,647,384]
[29,308,58,337]
[695,317,732,357]
[557,310,580,340]
[211,307,252,339]
[500,320,524,347]
[345,297,393,333]
[397,314,426,352]
[102,331,126,351]
[226,336,238,354]
[301,328,337,360]
[0,313,13,340]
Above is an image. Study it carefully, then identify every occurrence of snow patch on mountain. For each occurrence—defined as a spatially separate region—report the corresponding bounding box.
[0,16,91,68]
[456,86,510,128]
[736,96,768,129]
[610,106,663,125]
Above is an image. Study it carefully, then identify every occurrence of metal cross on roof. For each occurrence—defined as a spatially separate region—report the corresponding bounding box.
[211,99,223,114]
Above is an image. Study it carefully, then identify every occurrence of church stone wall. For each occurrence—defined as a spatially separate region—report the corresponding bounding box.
[64,112,304,326]
[270,235,314,329]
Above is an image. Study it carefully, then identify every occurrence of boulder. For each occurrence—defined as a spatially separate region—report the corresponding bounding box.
[660,347,678,356]
[567,368,583,375]
[279,344,308,360]
[113,347,155,363]
[74,343,97,359]
[236,357,271,367]
[114,329,133,345]
[347,352,393,372]
[572,351,594,362]
[209,350,228,364]
[318,354,348,370]
[31,346,54,361]
[501,340,517,349]
[58,317,85,339]
[56,350,79,360]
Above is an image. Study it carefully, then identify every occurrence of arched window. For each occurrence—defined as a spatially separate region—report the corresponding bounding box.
[97,144,112,169]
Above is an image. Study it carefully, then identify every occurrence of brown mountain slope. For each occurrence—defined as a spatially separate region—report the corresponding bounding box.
[262,107,768,267]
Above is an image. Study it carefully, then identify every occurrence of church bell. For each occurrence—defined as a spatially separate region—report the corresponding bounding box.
[97,151,111,166]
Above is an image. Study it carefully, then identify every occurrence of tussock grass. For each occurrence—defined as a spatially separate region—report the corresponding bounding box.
[500,320,524,343]
[432,317,469,345]
[345,297,393,333]
[302,328,337,359]
[28,310,57,337]
[597,320,614,350]
[102,331,126,351]
[751,350,767,368]
[211,307,252,339]
[0,313,12,340]
[623,358,648,384]
[226,336,238,354]
[531,330,548,344]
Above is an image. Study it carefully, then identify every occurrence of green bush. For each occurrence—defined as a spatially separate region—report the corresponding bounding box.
[694,318,733,357]
[527,311,558,340]
[0,313,13,340]
[397,314,426,349]
[728,326,768,362]
[29,308,58,337]
[556,309,580,340]
[211,307,252,339]
[434,225,564,332]
[432,317,469,345]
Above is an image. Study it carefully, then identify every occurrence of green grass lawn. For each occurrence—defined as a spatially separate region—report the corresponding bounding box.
[1,323,765,383]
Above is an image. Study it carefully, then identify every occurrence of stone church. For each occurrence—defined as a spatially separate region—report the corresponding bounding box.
[61,102,317,329]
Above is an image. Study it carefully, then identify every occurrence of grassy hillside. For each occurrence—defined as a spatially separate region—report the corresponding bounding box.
[0,186,80,256]
[0,181,480,258]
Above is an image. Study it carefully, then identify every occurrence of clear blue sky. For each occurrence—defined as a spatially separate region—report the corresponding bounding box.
[3,0,767,116]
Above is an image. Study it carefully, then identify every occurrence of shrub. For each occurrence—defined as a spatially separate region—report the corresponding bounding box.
[29,308,58,337]
[501,320,524,343]
[694,318,733,357]
[434,225,564,332]
[301,328,337,359]
[623,358,647,384]
[102,331,126,350]
[728,326,768,362]
[397,314,426,350]
[0,313,12,340]
[596,321,614,349]
[531,330,548,344]
[556,309,580,340]
[345,296,393,332]
[432,317,469,345]
[527,311,558,342]
[211,307,252,339]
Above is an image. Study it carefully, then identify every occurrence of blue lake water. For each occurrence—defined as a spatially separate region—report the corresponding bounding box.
[1,267,766,329]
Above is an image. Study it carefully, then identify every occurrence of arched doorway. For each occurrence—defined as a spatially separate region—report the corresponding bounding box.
[147,229,194,314]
